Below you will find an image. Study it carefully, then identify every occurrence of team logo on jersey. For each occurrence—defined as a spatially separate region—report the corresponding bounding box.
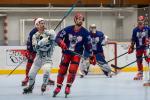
[69,34,83,43]
[68,34,82,50]
[137,31,146,38]
[92,37,99,50]
[92,37,99,44]
[60,30,66,38]
[77,36,83,42]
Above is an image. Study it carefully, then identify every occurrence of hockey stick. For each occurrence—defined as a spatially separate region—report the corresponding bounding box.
[107,52,128,63]
[111,44,150,70]
[111,56,147,70]
[54,0,81,31]
[7,58,27,77]
[107,45,146,63]
[68,50,116,73]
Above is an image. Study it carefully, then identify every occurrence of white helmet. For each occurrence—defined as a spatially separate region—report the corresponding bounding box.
[89,24,96,33]
[34,18,45,27]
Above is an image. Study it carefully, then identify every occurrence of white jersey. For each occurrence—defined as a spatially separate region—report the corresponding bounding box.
[28,29,56,86]
[32,29,56,60]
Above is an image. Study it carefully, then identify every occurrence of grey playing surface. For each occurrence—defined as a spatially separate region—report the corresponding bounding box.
[0,72,150,100]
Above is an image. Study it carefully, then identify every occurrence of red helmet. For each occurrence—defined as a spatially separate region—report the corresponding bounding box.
[137,16,145,26]
[74,13,84,22]
[138,16,145,21]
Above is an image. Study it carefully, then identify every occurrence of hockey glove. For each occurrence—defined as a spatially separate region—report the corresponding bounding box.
[145,57,150,63]
[145,38,150,46]
[59,40,68,50]
[145,48,150,63]
[128,44,134,54]
[25,50,30,59]
[89,55,96,65]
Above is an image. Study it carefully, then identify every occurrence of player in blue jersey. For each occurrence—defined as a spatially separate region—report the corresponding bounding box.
[53,13,95,97]
[22,18,54,86]
[80,24,112,78]
[128,16,150,80]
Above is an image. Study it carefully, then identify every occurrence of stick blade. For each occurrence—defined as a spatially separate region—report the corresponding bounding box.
[111,64,122,69]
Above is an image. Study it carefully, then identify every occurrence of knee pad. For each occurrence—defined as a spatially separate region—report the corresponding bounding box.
[43,63,52,74]
[101,64,111,72]
[96,54,107,64]
[58,65,68,76]
[69,63,79,75]
[60,62,69,67]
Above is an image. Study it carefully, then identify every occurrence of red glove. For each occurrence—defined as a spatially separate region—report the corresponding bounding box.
[145,57,150,63]
[24,50,30,59]
[89,55,96,65]
[128,45,134,54]
[59,40,68,50]
[145,49,150,63]
[145,38,150,46]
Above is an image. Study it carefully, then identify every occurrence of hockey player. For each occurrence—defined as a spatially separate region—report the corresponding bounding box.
[53,13,95,97]
[22,18,55,86]
[23,18,56,94]
[79,50,91,77]
[128,16,150,80]
[80,24,112,78]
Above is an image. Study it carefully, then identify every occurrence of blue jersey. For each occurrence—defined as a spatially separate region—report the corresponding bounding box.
[132,26,150,50]
[27,27,38,52]
[55,25,92,55]
[90,31,105,54]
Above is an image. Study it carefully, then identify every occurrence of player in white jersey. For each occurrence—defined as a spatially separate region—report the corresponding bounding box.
[23,18,56,94]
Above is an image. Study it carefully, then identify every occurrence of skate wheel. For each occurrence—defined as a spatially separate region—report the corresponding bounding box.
[41,92,44,95]
[41,89,46,92]
[80,75,84,78]
[53,93,56,97]
[65,94,68,98]
[53,91,58,98]
[133,77,142,80]
[143,83,150,86]
[23,91,27,94]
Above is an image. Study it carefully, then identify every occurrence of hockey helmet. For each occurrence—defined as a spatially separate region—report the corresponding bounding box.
[34,18,45,27]
[89,24,96,33]
[74,13,84,22]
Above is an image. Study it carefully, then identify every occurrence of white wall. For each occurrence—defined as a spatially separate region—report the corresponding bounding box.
[0,43,148,70]
[0,46,62,69]
[123,11,137,41]
[0,17,4,45]
[2,8,138,45]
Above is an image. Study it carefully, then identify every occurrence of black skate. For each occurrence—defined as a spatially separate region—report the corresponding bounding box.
[23,82,34,94]
[41,84,47,93]
[23,86,33,94]
[84,70,88,75]
[65,86,70,98]
[80,74,84,78]
[47,79,55,85]
[53,87,61,97]
[102,70,112,78]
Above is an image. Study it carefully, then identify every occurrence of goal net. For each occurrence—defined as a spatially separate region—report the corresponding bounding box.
[85,41,117,75]
[19,18,65,45]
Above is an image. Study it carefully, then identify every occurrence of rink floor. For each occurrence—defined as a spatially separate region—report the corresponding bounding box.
[0,72,150,100]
